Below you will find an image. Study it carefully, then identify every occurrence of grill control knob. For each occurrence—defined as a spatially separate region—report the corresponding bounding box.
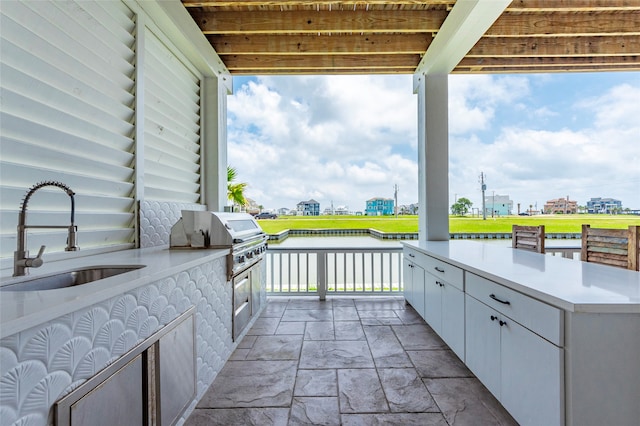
[246,252,253,259]
[238,255,245,263]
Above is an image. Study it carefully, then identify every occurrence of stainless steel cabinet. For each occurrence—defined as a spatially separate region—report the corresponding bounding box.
[56,309,196,426]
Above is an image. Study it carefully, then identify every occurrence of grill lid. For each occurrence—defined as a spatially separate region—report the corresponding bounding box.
[170,211,265,248]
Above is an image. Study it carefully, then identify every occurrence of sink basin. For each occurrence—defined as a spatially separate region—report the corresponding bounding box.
[1,265,146,291]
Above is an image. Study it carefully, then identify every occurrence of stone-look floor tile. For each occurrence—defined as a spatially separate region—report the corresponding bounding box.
[185,408,289,426]
[338,369,388,413]
[341,413,448,426]
[357,309,399,319]
[331,298,356,307]
[276,321,306,335]
[299,341,374,369]
[378,368,439,413]
[287,299,333,310]
[333,306,359,321]
[425,378,518,426]
[229,348,250,360]
[247,317,281,335]
[282,308,334,322]
[197,360,297,408]
[354,299,405,311]
[294,369,338,396]
[363,326,413,368]
[394,307,426,325]
[289,397,340,426]
[360,317,404,326]
[261,301,289,317]
[408,350,472,378]
[246,335,303,360]
[334,321,365,340]
[393,324,447,350]
[304,321,335,340]
[237,334,258,349]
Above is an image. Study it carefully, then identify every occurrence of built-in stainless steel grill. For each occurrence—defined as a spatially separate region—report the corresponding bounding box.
[170,211,268,340]
[170,211,268,280]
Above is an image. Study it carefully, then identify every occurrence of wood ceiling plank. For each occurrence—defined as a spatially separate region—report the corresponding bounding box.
[182,1,454,7]
[207,33,432,54]
[506,0,640,12]
[191,10,448,34]
[469,35,640,57]
[458,55,640,67]
[455,64,640,73]
[487,11,640,36]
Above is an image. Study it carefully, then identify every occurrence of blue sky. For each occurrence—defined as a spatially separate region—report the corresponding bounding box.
[227,72,640,213]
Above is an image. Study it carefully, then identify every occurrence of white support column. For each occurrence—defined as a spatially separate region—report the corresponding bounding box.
[417,74,449,241]
[202,76,230,211]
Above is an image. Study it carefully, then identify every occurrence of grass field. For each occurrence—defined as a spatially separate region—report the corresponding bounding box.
[257,214,640,234]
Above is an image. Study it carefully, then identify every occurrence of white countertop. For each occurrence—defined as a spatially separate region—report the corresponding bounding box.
[404,240,640,314]
[0,246,228,339]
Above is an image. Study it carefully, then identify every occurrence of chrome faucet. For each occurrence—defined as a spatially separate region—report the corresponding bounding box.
[14,181,80,276]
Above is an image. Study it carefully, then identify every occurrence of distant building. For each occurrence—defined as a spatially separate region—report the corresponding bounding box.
[399,203,418,215]
[544,196,577,214]
[587,197,622,214]
[277,207,291,216]
[297,199,320,216]
[484,194,512,216]
[365,197,394,215]
[335,205,350,215]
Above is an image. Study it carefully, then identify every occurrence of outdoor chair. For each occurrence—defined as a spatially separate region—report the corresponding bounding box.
[512,225,545,254]
[581,225,639,270]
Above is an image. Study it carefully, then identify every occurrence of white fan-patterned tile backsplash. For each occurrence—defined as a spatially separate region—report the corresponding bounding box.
[0,257,231,426]
[139,200,205,248]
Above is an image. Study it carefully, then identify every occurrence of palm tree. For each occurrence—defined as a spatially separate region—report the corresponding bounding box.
[227,166,248,211]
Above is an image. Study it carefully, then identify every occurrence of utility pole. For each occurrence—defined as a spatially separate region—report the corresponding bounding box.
[394,184,399,218]
[479,172,487,220]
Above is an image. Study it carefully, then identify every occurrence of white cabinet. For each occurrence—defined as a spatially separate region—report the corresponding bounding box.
[403,249,425,317]
[403,247,464,359]
[424,272,465,359]
[465,294,563,426]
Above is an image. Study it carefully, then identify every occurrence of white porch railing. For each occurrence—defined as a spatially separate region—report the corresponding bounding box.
[265,246,403,299]
[546,246,581,259]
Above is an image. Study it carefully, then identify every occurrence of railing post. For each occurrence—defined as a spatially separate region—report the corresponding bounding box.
[317,251,327,301]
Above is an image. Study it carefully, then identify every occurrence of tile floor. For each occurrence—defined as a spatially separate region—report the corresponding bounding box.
[185,297,518,426]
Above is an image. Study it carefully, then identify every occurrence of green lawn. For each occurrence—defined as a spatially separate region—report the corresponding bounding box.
[257,214,640,234]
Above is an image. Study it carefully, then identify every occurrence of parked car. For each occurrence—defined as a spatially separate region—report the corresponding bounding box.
[256,212,277,219]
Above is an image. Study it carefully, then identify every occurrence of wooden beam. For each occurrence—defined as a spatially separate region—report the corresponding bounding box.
[219,53,421,69]
[506,0,640,12]
[229,68,415,75]
[469,35,640,57]
[454,64,640,73]
[487,11,640,36]
[191,10,448,34]
[207,33,432,54]
[459,55,640,68]
[182,1,454,7]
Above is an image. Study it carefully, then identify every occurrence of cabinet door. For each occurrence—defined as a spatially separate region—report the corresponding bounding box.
[403,257,414,305]
[501,318,563,426]
[411,264,426,317]
[423,273,442,333]
[441,283,465,361]
[465,295,501,398]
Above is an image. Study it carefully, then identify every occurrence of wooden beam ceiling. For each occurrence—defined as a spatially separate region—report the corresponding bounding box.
[181,0,640,75]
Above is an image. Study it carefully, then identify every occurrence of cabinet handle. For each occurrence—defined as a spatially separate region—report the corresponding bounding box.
[409,253,415,258]
[499,320,507,327]
[490,315,498,321]
[490,294,510,305]
[434,267,445,273]
[436,281,444,287]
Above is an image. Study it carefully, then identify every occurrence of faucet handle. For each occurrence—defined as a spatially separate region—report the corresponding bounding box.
[25,245,46,268]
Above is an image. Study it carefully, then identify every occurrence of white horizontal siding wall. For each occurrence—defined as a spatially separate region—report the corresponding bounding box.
[143,28,201,203]
[0,0,205,263]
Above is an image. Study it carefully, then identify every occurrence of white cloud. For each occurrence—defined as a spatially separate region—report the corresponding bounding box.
[228,74,640,213]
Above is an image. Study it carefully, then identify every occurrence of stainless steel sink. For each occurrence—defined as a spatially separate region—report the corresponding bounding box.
[0,265,145,291]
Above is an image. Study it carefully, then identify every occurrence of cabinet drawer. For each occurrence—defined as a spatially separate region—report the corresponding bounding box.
[423,256,464,291]
[466,273,563,346]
